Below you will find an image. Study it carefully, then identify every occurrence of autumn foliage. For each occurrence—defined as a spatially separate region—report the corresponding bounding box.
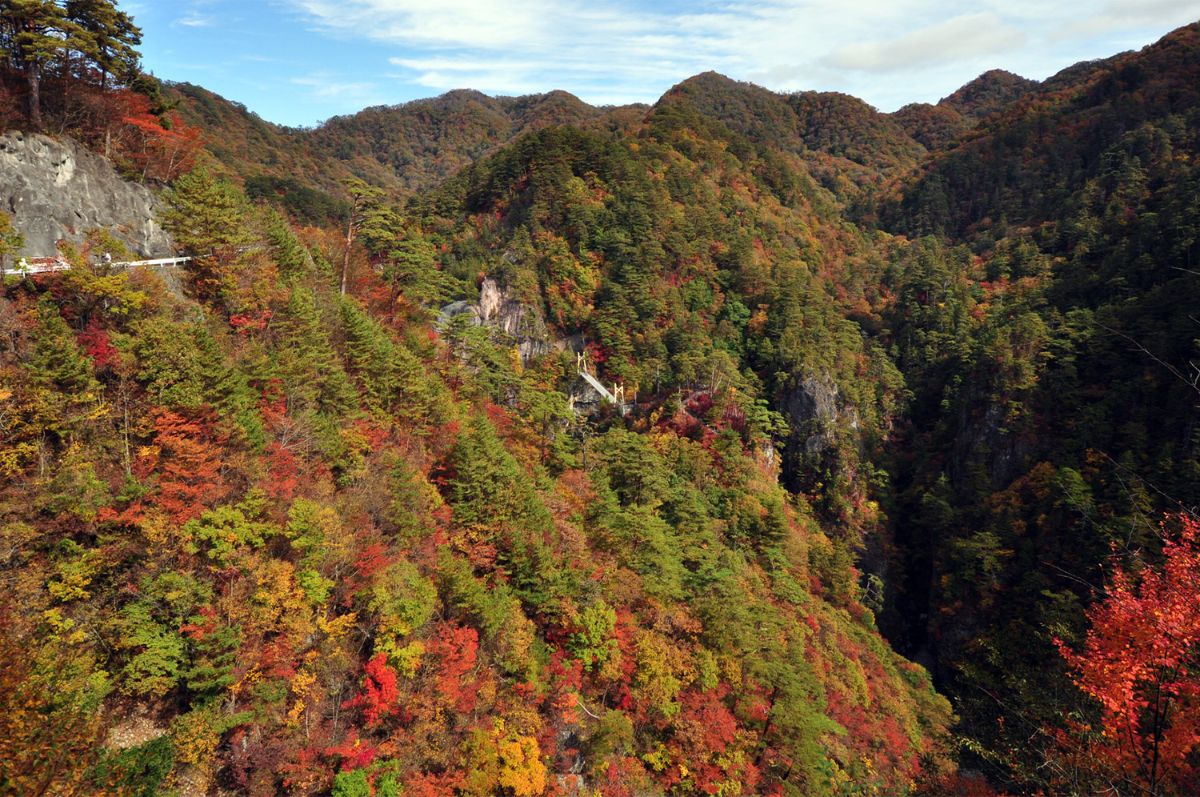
[110,90,203,182]
[7,10,1200,797]
[149,408,228,524]
[1055,515,1200,796]
[343,654,400,730]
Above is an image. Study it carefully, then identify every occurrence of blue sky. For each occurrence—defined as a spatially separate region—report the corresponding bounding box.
[125,0,1200,128]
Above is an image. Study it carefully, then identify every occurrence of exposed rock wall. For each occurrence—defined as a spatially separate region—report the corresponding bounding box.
[0,130,173,259]
[778,373,866,494]
[782,375,842,459]
[439,277,558,364]
[476,278,554,363]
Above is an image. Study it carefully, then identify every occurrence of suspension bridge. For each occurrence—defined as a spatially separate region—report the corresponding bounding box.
[574,351,633,416]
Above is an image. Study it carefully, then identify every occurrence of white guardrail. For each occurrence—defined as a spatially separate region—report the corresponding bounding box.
[3,255,192,276]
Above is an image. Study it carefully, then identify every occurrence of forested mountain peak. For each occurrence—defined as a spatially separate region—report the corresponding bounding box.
[937,68,1037,120]
[658,71,801,142]
[305,86,621,192]
[886,19,1200,237]
[890,70,1037,153]
[170,80,644,199]
[657,72,925,199]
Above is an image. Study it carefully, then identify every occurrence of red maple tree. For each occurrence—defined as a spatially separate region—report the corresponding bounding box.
[429,624,479,714]
[112,91,202,182]
[1056,514,1200,796]
[342,654,400,729]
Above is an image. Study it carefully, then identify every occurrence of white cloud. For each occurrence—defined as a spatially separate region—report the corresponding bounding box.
[290,0,557,50]
[178,14,215,27]
[278,0,1200,111]
[824,13,1026,72]
[1061,0,1200,36]
[173,0,222,29]
[291,74,381,104]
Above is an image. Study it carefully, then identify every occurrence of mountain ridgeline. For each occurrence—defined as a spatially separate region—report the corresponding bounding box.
[3,13,1200,797]
[167,82,647,223]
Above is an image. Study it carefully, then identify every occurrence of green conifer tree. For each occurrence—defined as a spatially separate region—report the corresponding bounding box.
[25,299,101,441]
[0,0,74,128]
[274,286,355,416]
[161,168,255,302]
[64,0,140,88]
[0,0,140,127]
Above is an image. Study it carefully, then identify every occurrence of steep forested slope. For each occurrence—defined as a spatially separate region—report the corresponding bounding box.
[411,95,910,535]
[875,20,1200,793]
[165,82,355,225]
[0,100,950,797]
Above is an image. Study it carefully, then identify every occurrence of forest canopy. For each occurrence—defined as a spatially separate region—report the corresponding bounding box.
[2,10,1199,797]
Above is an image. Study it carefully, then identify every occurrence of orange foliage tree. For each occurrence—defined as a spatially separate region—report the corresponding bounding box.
[149,408,228,524]
[1056,514,1200,796]
[110,90,202,182]
[430,623,480,714]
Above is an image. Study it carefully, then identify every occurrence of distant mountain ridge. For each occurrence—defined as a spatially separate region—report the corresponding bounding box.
[171,82,645,198]
[172,63,1040,212]
[170,54,1099,213]
[891,69,1038,151]
[885,20,1200,237]
[308,88,646,191]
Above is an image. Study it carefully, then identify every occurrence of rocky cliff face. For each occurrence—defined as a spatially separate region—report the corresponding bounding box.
[0,130,173,259]
[782,375,843,459]
[439,277,558,364]
[777,373,867,496]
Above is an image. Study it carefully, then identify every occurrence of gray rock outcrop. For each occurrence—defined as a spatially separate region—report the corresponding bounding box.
[778,373,865,491]
[0,130,173,259]
[438,277,558,364]
[782,375,843,458]
[477,278,555,363]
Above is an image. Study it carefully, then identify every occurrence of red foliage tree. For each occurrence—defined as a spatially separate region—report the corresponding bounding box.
[77,318,117,371]
[150,408,228,524]
[545,648,584,724]
[429,624,479,714]
[1056,514,1200,796]
[110,90,203,182]
[342,653,400,729]
[264,441,300,502]
[404,770,465,797]
[325,729,378,771]
[664,686,755,794]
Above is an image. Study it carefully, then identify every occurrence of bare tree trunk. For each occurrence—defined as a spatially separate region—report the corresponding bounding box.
[26,65,41,130]
[120,380,132,477]
[340,230,351,295]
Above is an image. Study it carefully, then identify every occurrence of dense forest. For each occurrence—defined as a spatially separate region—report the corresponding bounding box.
[1,4,1199,796]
